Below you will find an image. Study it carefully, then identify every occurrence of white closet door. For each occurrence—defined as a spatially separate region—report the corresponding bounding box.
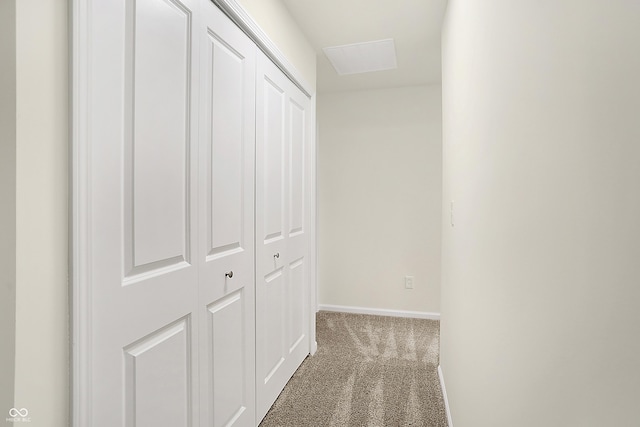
[255,51,312,422]
[197,2,256,426]
[89,0,200,425]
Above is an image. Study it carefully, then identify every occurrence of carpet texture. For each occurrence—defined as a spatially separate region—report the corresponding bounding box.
[260,311,448,427]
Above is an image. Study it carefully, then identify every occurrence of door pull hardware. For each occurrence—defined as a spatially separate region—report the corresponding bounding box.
[274,253,280,259]
[225,271,234,279]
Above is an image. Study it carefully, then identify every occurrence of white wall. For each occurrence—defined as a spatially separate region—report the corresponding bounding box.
[440,1,640,426]
[237,0,316,91]
[14,0,69,425]
[0,0,17,415]
[318,85,442,314]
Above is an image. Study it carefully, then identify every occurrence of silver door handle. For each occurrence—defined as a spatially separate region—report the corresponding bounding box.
[225,271,233,279]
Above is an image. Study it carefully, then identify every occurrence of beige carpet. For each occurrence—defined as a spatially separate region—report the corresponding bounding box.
[260,311,448,427]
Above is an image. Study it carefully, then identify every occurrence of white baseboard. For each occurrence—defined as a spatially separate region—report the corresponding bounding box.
[318,304,440,320]
[438,365,454,427]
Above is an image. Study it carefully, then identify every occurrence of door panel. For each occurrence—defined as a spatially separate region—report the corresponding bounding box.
[207,35,244,257]
[264,268,285,381]
[207,290,247,426]
[285,91,310,362]
[256,51,311,422]
[262,78,286,243]
[288,100,305,237]
[288,258,305,350]
[256,55,289,420]
[126,0,192,272]
[198,2,256,426]
[90,0,200,425]
[124,318,192,427]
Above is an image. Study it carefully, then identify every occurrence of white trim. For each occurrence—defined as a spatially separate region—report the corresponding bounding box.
[314,110,320,316]
[308,93,318,356]
[318,304,441,320]
[71,0,92,425]
[211,0,314,98]
[438,365,454,427]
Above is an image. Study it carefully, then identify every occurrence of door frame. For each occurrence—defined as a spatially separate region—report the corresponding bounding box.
[70,0,317,425]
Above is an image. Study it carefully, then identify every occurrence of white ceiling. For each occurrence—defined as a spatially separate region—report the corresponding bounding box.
[281,0,448,93]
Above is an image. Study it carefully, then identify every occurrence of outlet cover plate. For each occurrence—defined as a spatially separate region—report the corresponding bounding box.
[405,276,414,289]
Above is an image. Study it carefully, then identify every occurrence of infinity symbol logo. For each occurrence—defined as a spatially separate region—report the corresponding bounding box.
[9,408,28,417]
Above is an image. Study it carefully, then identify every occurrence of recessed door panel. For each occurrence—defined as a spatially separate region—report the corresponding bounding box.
[125,0,192,274]
[207,34,245,258]
[289,258,305,352]
[124,318,191,427]
[263,79,286,243]
[207,291,247,426]
[289,100,305,237]
[264,268,285,382]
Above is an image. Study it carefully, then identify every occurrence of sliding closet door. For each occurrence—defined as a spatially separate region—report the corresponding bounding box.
[89,0,200,425]
[197,2,256,426]
[255,51,312,421]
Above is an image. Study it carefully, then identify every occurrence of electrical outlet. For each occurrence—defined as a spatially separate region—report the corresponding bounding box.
[405,276,414,289]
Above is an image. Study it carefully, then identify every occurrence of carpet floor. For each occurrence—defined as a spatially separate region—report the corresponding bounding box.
[260,311,448,427]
